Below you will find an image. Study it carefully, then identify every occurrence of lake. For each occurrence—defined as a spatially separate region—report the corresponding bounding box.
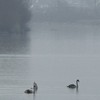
[0,22,100,100]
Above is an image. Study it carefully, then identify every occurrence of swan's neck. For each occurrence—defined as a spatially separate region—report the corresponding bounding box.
[76,81,78,88]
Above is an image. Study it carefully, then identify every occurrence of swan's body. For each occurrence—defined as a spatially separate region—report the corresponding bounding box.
[67,80,79,89]
[24,89,33,94]
[67,84,76,88]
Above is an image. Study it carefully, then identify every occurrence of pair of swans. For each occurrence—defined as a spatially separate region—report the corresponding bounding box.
[25,80,79,94]
[25,82,38,94]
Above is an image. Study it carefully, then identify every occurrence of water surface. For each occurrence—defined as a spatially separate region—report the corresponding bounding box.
[0,22,100,100]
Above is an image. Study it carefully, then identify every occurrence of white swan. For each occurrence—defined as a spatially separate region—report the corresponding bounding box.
[32,82,38,94]
[67,79,79,89]
[33,82,38,91]
[24,82,38,94]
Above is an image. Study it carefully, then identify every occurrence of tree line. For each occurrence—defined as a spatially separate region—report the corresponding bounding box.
[0,0,32,34]
[32,0,100,22]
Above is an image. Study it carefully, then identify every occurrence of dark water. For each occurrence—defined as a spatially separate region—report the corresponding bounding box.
[0,22,100,100]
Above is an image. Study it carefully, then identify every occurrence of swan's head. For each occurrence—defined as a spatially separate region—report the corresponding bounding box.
[76,79,80,82]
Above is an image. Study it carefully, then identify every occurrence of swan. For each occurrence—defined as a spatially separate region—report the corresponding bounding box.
[33,82,38,91]
[25,82,38,94]
[33,82,38,93]
[67,79,79,89]
[30,82,38,94]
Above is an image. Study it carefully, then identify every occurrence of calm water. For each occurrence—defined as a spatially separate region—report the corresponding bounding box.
[0,22,100,100]
[0,55,100,100]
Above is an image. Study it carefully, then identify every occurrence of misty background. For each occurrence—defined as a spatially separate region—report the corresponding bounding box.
[0,0,100,55]
[0,1,100,100]
[29,0,100,56]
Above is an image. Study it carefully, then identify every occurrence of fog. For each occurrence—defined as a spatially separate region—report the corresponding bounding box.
[0,0,100,54]
[26,0,100,57]
[0,0,100,100]
[31,0,100,22]
[29,22,100,56]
